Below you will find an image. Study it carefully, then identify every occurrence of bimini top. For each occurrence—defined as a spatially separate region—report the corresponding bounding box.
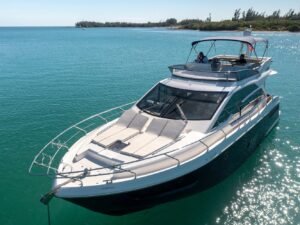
[192,36,268,48]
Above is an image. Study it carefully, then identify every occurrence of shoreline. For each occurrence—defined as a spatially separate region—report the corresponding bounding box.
[75,18,300,32]
[74,26,300,33]
[0,26,299,33]
[168,27,300,33]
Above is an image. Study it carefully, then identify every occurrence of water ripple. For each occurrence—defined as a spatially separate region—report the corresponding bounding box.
[217,144,300,225]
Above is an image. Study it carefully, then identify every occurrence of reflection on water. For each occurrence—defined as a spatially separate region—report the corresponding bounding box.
[217,135,300,225]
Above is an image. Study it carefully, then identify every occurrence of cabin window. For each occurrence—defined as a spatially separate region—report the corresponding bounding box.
[214,84,264,126]
[242,88,265,107]
[137,83,227,120]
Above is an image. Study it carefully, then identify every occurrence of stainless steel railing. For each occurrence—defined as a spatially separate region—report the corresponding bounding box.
[29,101,135,176]
[169,64,260,81]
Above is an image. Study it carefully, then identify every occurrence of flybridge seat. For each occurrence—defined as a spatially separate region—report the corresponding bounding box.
[122,118,186,157]
[92,109,149,147]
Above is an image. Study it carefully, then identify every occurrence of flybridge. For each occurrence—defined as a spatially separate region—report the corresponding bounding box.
[169,34,271,82]
[169,62,261,82]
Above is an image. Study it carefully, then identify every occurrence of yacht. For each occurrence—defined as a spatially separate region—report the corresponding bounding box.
[30,31,280,215]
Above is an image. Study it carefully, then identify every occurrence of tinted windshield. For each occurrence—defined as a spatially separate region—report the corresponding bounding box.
[137,83,227,120]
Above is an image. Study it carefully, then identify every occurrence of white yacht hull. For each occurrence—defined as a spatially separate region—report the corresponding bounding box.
[58,98,279,215]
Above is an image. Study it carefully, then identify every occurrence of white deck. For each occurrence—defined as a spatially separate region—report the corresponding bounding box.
[52,95,276,192]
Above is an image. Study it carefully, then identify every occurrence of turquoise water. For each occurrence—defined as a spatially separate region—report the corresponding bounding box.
[0,28,299,225]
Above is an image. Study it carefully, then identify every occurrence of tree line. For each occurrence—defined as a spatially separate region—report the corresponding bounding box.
[232,8,300,21]
[76,18,178,28]
[76,8,300,32]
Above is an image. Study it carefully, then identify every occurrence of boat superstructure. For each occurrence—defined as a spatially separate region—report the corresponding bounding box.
[29,31,280,215]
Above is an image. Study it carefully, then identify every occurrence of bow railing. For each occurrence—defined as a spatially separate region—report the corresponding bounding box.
[29,101,136,176]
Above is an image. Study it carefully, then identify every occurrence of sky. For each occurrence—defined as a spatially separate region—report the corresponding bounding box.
[0,0,299,26]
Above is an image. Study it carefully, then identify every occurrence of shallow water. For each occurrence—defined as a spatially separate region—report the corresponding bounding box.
[0,27,299,225]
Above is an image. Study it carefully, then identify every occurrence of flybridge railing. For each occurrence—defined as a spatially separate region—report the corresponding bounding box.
[169,64,260,81]
[29,101,136,177]
[29,95,273,182]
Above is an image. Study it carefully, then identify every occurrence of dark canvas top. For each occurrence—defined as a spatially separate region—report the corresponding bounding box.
[192,36,268,47]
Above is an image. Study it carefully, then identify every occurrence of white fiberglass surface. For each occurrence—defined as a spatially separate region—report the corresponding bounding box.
[161,78,236,92]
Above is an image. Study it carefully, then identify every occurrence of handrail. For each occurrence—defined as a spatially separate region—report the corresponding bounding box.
[170,63,260,81]
[29,101,136,175]
[171,64,257,75]
[29,96,272,182]
[213,93,266,128]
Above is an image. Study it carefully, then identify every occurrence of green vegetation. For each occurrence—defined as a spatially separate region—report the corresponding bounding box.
[75,18,178,28]
[76,8,300,32]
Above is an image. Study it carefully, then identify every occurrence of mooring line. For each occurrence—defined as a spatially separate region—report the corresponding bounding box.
[47,204,51,225]
[41,169,89,225]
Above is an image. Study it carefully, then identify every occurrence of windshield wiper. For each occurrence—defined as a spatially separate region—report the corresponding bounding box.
[160,96,178,117]
[176,103,187,122]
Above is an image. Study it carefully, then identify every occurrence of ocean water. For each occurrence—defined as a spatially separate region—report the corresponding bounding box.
[0,27,299,225]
